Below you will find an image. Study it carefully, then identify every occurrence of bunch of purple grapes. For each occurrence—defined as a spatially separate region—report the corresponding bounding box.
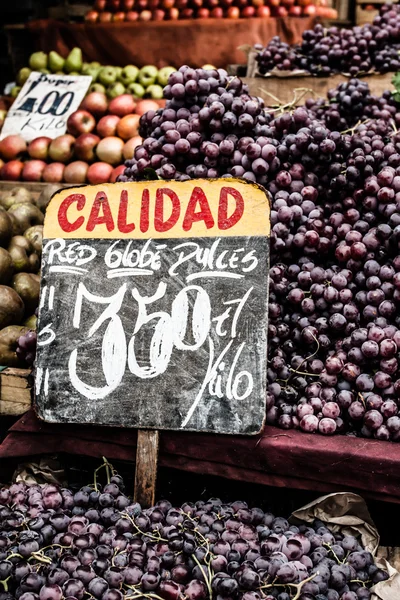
[254,38,299,74]
[0,472,388,600]
[120,65,400,440]
[16,331,37,366]
[253,4,400,77]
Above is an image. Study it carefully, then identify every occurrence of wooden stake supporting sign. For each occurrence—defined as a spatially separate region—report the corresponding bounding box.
[35,179,270,506]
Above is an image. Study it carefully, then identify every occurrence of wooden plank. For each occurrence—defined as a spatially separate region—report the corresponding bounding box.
[0,398,32,416]
[0,367,33,416]
[134,430,159,508]
[0,181,73,193]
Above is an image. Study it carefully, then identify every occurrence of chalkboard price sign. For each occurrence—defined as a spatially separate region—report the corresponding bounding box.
[0,73,92,142]
[35,179,270,435]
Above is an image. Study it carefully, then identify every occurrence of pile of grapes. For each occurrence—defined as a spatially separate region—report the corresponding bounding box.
[0,469,388,600]
[120,63,400,442]
[255,4,400,76]
[16,331,37,367]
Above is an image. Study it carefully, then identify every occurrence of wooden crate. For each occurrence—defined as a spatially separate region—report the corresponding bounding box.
[0,368,33,416]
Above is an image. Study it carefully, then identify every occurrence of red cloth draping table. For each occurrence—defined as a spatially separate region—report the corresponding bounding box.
[26,17,316,69]
[0,409,399,503]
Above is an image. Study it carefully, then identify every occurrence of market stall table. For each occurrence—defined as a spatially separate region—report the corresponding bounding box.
[24,17,317,69]
[1,409,400,504]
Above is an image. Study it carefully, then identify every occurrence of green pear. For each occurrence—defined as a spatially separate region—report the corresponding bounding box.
[64,47,83,73]
[10,86,21,98]
[127,82,145,98]
[145,84,163,100]
[98,66,118,86]
[29,51,48,71]
[82,62,90,71]
[138,65,158,88]
[107,82,126,99]
[68,71,80,76]
[39,68,50,75]
[17,68,32,86]
[91,61,101,69]
[119,65,139,86]
[48,51,65,73]
[90,83,106,93]
[83,65,100,81]
[157,66,176,87]
[115,67,123,79]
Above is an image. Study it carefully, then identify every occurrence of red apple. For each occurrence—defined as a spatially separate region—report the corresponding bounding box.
[281,0,295,7]
[162,0,175,7]
[241,5,255,16]
[126,10,139,19]
[22,160,46,182]
[175,0,187,8]
[67,110,96,136]
[192,0,203,7]
[110,165,126,182]
[0,135,27,161]
[99,11,113,21]
[64,161,89,184]
[210,6,224,16]
[27,136,52,160]
[152,8,166,18]
[207,0,219,8]
[1,160,23,181]
[117,114,140,140]
[220,0,233,7]
[139,9,152,19]
[108,94,136,117]
[75,133,100,162]
[197,7,209,16]
[80,92,108,119]
[303,4,316,14]
[122,0,135,8]
[137,0,148,8]
[274,5,288,15]
[97,115,121,138]
[94,0,106,9]
[113,11,126,20]
[135,99,160,116]
[42,162,65,183]
[167,7,179,17]
[48,134,75,163]
[85,10,99,22]
[123,136,142,160]
[87,162,113,184]
[256,5,270,15]
[268,0,281,7]
[226,5,239,17]
[180,7,194,17]
[289,5,301,14]
[252,0,264,7]
[148,0,160,8]
[235,0,248,7]
[96,137,124,165]
[110,0,121,10]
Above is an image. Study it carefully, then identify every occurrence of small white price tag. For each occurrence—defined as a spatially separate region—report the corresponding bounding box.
[0,72,92,142]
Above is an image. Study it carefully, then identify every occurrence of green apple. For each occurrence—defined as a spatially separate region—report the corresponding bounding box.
[119,65,139,86]
[107,82,126,99]
[115,67,122,79]
[64,47,83,73]
[128,82,145,98]
[98,66,118,86]
[146,84,163,100]
[10,86,21,98]
[83,65,100,81]
[157,66,176,87]
[48,51,65,73]
[17,67,31,86]
[90,83,106,93]
[91,61,101,69]
[138,65,158,88]
[29,51,48,71]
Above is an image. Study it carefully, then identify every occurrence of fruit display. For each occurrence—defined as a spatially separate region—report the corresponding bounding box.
[14,49,175,101]
[118,63,400,442]
[0,187,42,367]
[0,96,161,184]
[84,0,335,22]
[255,3,400,76]
[0,466,389,600]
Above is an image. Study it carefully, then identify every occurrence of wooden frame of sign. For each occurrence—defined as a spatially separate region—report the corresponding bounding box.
[35,179,270,507]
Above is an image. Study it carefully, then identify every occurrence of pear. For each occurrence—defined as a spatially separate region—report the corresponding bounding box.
[90,83,106,93]
[83,65,101,81]
[48,51,65,73]
[68,71,80,76]
[29,51,48,71]
[17,68,32,86]
[91,61,101,69]
[39,69,50,75]
[10,86,21,98]
[119,65,139,86]
[115,67,123,79]
[64,47,83,74]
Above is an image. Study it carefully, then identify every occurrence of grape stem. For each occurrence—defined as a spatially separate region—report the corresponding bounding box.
[259,572,317,600]
[121,512,167,543]
[192,553,213,600]
[323,542,344,564]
